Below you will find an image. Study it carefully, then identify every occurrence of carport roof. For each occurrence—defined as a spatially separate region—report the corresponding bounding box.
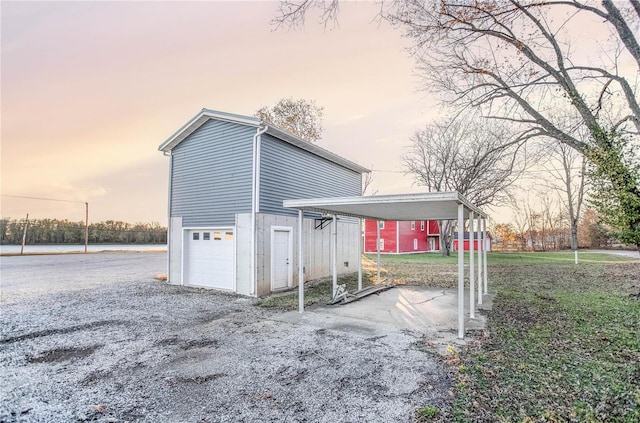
[283,191,487,221]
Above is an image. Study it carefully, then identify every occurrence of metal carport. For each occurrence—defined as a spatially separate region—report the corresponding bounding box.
[284,191,489,339]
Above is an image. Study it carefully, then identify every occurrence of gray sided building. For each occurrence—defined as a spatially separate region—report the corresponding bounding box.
[159,109,368,297]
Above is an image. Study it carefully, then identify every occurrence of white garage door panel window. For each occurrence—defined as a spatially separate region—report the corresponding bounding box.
[186,229,234,290]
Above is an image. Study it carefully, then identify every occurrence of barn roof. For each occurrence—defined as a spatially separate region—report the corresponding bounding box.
[158,108,370,174]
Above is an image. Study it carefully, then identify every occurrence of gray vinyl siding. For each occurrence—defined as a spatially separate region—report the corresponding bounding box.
[259,134,362,216]
[171,119,255,226]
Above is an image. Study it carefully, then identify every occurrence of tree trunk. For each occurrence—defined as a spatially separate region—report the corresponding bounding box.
[438,220,453,256]
[571,218,579,252]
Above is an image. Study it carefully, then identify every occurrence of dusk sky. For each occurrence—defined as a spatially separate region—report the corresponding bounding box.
[2,1,448,225]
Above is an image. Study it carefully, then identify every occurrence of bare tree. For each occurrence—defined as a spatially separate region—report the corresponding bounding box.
[274,0,640,248]
[256,98,324,143]
[388,0,640,247]
[362,171,378,195]
[541,141,588,257]
[273,0,341,29]
[511,199,530,250]
[386,1,640,139]
[578,208,609,248]
[404,114,527,255]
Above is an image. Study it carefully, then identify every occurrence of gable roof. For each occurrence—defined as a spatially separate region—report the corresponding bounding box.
[158,108,370,174]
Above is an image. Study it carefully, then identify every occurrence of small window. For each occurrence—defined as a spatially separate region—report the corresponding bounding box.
[203,232,210,240]
[225,232,233,241]
[411,221,416,230]
[379,221,385,229]
[192,232,199,240]
[414,239,418,250]
[379,239,385,251]
[213,232,222,240]
[420,221,425,231]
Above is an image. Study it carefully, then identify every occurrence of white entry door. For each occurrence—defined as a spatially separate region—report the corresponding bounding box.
[185,229,234,290]
[271,227,292,291]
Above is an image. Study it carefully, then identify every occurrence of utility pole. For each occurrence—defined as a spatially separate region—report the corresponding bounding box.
[2,195,89,253]
[85,202,89,253]
[20,213,29,255]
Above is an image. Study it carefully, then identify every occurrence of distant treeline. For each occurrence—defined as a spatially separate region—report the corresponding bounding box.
[0,218,167,245]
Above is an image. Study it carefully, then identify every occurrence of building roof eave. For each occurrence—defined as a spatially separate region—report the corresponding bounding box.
[264,126,370,174]
[158,108,369,174]
[158,109,261,152]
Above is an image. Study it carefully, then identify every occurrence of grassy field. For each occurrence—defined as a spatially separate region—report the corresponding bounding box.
[375,251,639,423]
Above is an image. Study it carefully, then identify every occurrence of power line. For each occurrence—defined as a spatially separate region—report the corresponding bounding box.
[369,169,406,174]
[1,194,86,204]
[2,194,89,252]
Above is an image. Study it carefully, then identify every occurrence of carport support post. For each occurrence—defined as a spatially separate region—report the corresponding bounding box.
[332,215,338,297]
[357,218,362,291]
[483,217,488,294]
[457,204,465,339]
[477,214,483,305]
[469,211,475,319]
[298,209,304,313]
[376,220,381,284]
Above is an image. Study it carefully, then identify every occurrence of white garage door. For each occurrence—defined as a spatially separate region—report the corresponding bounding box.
[185,229,234,290]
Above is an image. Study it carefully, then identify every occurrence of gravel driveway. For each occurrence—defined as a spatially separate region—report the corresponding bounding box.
[0,253,451,422]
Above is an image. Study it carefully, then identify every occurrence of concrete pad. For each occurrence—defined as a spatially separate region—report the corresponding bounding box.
[274,286,495,353]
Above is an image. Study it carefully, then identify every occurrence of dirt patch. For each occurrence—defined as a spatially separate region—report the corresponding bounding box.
[154,336,181,347]
[81,369,113,386]
[0,320,122,345]
[182,339,218,350]
[165,373,226,385]
[156,337,219,350]
[197,311,236,323]
[26,345,102,363]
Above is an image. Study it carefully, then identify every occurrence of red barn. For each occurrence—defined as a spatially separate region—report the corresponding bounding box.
[364,219,441,253]
[452,232,492,252]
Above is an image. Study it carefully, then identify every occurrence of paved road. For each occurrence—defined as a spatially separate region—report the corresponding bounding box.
[0,252,166,304]
[589,249,640,259]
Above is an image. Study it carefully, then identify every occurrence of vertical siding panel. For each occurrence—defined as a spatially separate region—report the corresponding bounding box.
[171,119,254,226]
[259,134,362,217]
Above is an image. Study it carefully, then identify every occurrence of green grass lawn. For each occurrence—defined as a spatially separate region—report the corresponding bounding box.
[366,250,636,265]
[376,251,639,423]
